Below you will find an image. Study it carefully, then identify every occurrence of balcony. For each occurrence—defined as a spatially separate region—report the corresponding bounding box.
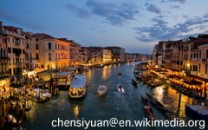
[13,48,21,56]
[0,57,10,61]
[201,58,208,63]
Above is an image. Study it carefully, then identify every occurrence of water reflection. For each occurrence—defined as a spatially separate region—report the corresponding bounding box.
[23,62,202,130]
[151,84,195,118]
[73,105,79,118]
[152,86,164,102]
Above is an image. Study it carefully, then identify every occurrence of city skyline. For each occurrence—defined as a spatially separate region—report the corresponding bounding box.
[0,0,208,54]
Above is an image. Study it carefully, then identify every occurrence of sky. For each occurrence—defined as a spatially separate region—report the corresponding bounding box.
[0,0,208,54]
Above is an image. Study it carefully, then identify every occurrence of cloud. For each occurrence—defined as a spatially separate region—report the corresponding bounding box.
[0,9,42,29]
[65,4,91,18]
[135,14,208,42]
[145,3,161,14]
[161,0,186,3]
[86,0,139,25]
[170,5,180,9]
[0,9,23,24]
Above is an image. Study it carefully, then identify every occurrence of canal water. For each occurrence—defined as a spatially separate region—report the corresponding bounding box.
[23,62,204,130]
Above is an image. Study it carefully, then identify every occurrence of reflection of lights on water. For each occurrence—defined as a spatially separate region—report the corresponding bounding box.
[102,67,107,79]
[73,105,79,117]
[102,67,110,79]
[153,86,164,102]
[85,69,94,81]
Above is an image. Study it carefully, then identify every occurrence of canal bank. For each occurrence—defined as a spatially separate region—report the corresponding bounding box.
[22,62,206,130]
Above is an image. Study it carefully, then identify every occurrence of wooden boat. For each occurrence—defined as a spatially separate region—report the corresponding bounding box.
[27,88,51,102]
[69,74,87,98]
[131,79,137,86]
[146,93,169,112]
[134,74,142,80]
[4,114,22,128]
[117,84,125,94]
[97,85,107,96]
[141,95,156,120]
[133,70,140,75]
[9,102,31,112]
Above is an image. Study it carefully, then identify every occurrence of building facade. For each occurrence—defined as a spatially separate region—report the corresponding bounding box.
[31,34,70,71]
[0,34,8,75]
[105,46,125,63]
[102,49,112,64]
[152,34,208,80]
[0,24,26,75]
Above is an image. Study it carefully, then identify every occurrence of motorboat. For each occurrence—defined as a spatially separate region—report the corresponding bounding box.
[97,85,107,96]
[69,74,87,98]
[117,84,125,94]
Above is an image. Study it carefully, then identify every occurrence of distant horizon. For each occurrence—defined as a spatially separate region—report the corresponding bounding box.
[1,0,207,54]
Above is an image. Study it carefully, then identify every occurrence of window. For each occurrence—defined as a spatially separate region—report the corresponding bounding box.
[199,51,201,58]
[48,42,51,50]
[36,53,39,60]
[0,49,2,58]
[36,38,39,41]
[199,64,200,73]
[7,37,10,42]
[26,43,29,49]
[36,44,39,50]
[206,50,208,58]
[48,53,51,60]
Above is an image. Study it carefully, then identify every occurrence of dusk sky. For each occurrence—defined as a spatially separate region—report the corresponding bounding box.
[0,0,208,54]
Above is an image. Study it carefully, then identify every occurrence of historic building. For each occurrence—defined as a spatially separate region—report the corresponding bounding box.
[0,23,26,75]
[152,34,208,80]
[105,46,125,63]
[31,34,70,70]
[0,34,8,74]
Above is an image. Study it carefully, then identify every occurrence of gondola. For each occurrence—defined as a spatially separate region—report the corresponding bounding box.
[146,93,169,112]
[131,79,137,86]
[141,95,156,120]
[4,114,22,128]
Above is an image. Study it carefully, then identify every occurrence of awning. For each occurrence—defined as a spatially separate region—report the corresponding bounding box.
[188,75,208,83]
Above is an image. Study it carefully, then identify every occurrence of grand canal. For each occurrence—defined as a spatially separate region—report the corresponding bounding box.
[23,62,203,130]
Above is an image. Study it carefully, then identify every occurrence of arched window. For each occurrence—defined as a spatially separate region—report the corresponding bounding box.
[48,42,51,50]
[26,43,29,49]
[206,50,208,58]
